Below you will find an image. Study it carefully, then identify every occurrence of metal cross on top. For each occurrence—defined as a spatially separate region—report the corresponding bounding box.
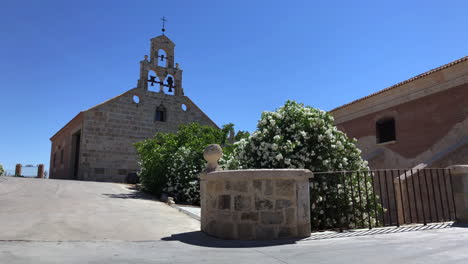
[161,16,167,34]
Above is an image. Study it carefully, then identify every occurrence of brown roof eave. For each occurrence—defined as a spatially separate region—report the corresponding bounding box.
[330,56,468,113]
[49,112,84,141]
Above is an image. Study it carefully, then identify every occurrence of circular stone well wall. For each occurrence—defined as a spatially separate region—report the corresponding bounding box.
[200,169,312,240]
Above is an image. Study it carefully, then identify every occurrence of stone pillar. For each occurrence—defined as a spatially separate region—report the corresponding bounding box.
[15,164,22,176]
[37,164,44,178]
[200,144,313,240]
[448,165,468,223]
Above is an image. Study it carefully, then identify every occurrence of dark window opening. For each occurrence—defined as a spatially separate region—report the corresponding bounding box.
[60,149,64,164]
[72,131,81,179]
[95,168,105,175]
[155,106,167,122]
[376,118,396,143]
[53,152,56,168]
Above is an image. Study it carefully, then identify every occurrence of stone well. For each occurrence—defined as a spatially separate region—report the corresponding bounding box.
[200,169,313,240]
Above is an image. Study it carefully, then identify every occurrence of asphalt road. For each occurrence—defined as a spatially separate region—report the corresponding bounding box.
[1,176,468,264]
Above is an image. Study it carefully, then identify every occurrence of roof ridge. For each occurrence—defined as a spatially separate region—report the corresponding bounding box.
[330,56,468,112]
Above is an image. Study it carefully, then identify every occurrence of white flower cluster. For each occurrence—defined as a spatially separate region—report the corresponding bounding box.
[225,100,368,172]
[163,147,204,204]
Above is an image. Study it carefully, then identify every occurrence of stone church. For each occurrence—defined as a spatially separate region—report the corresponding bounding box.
[49,33,217,182]
[331,56,468,169]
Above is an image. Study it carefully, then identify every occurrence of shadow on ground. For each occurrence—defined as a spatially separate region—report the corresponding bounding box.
[163,222,461,247]
[306,222,455,241]
[161,231,302,248]
[102,185,157,201]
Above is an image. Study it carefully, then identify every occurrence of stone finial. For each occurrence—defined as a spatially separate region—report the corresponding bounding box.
[144,55,148,61]
[167,197,175,205]
[203,144,222,172]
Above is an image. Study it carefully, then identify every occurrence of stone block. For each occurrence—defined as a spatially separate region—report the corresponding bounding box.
[275,199,293,210]
[207,219,217,234]
[278,227,297,238]
[255,197,274,210]
[264,180,273,195]
[231,212,240,222]
[234,195,252,211]
[253,180,262,192]
[261,211,283,225]
[217,222,235,239]
[207,181,216,193]
[237,223,254,240]
[255,226,276,240]
[297,180,311,223]
[241,212,259,222]
[217,211,232,219]
[208,196,217,210]
[218,195,231,210]
[275,180,295,196]
[297,223,312,237]
[285,208,297,225]
[226,181,248,193]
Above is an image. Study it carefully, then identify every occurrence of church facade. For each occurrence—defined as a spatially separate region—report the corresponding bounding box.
[49,34,217,182]
[331,56,468,169]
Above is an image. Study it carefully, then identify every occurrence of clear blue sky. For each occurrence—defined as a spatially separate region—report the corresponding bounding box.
[0,0,466,171]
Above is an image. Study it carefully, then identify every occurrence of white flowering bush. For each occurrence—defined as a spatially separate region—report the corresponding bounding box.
[224,100,381,230]
[164,147,204,204]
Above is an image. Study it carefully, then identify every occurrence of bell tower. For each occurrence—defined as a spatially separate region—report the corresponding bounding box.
[137,18,184,96]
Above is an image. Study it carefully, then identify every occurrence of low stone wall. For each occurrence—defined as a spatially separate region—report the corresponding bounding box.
[200,169,312,240]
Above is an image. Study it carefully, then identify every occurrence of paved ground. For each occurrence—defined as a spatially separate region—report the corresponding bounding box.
[0,176,198,241]
[2,176,468,263]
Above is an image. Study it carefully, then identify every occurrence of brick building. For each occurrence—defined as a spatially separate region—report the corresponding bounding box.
[331,56,468,169]
[49,34,217,182]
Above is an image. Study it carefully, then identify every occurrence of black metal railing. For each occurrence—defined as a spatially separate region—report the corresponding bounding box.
[309,168,456,232]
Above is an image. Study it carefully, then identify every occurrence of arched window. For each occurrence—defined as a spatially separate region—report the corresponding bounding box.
[376,117,396,143]
[155,105,167,122]
[164,74,175,95]
[158,49,167,67]
[147,70,161,92]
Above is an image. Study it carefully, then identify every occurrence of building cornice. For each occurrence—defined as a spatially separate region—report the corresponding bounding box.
[331,56,468,124]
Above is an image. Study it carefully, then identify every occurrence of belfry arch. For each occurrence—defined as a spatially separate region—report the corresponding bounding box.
[137,34,183,96]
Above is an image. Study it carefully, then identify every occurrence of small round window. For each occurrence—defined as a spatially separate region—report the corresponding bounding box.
[133,95,140,104]
[181,103,187,111]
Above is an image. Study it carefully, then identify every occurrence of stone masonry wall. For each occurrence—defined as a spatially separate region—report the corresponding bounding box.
[200,169,312,240]
[79,88,217,182]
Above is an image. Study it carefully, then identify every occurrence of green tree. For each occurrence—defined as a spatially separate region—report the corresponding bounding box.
[0,164,4,176]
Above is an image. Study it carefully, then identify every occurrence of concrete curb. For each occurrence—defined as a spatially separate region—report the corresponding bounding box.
[169,204,200,221]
